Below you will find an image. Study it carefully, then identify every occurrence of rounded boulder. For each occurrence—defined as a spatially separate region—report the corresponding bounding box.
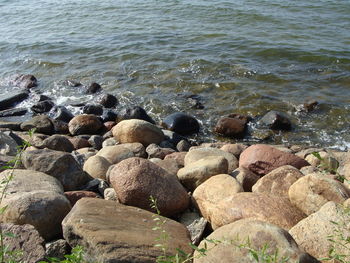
[68,114,103,135]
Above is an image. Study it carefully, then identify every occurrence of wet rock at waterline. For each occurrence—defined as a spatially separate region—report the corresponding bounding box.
[13,74,38,89]
[161,112,200,135]
[86,82,102,94]
[48,106,74,123]
[101,109,118,122]
[0,107,27,117]
[62,198,192,263]
[0,90,29,111]
[259,110,292,131]
[117,106,155,124]
[98,93,118,108]
[20,115,55,135]
[214,114,250,138]
[109,157,189,216]
[112,119,164,146]
[82,104,103,115]
[68,114,103,135]
[31,100,55,114]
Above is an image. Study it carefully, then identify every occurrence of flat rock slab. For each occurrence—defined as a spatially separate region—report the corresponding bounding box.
[62,198,192,263]
[0,91,29,111]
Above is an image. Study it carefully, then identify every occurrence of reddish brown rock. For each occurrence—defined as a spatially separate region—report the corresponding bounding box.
[109,157,189,217]
[231,167,260,192]
[214,114,249,138]
[68,137,91,150]
[104,121,116,131]
[239,144,310,176]
[68,114,103,135]
[65,191,101,206]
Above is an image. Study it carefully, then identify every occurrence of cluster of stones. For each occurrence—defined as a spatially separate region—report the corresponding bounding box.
[0,75,348,263]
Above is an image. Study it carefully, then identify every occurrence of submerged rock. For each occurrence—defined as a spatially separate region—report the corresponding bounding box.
[214,114,249,138]
[117,106,155,124]
[98,93,118,108]
[14,74,38,89]
[86,82,102,94]
[31,100,55,114]
[162,112,200,135]
[259,110,292,130]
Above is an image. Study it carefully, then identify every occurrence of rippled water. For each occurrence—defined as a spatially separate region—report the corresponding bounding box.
[0,0,349,148]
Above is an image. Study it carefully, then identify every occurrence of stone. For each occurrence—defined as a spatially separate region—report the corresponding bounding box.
[82,104,103,115]
[103,187,117,201]
[64,190,101,206]
[185,147,238,172]
[109,157,189,216]
[0,91,29,111]
[149,158,181,176]
[179,212,207,245]
[194,219,319,263]
[161,112,200,135]
[196,192,305,230]
[178,156,229,191]
[0,154,15,172]
[101,109,118,122]
[98,93,118,108]
[231,167,260,192]
[48,106,74,123]
[0,169,71,240]
[192,174,243,213]
[45,239,70,260]
[117,106,155,124]
[102,137,117,147]
[146,143,175,159]
[288,173,350,215]
[41,135,74,152]
[21,148,90,191]
[176,139,191,152]
[20,115,54,135]
[96,145,134,164]
[83,155,111,180]
[112,119,164,146]
[239,144,310,176]
[289,201,350,262]
[162,130,187,145]
[303,100,318,112]
[88,135,103,150]
[68,114,103,135]
[80,178,109,196]
[103,121,116,131]
[214,115,248,138]
[0,121,22,131]
[31,100,55,113]
[121,142,147,158]
[14,74,38,89]
[52,119,69,134]
[0,131,19,156]
[0,107,27,117]
[252,165,304,198]
[220,143,248,158]
[69,137,91,150]
[86,82,102,94]
[62,198,192,263]
[259,110,292,130]
[0,223,46,263]
[164,152,187,167]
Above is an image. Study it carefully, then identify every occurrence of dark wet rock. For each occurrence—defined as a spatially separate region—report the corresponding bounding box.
[0,90,29,111]
[52,119,69,134]
[45,239,70,260]
[0,107,27,117]
[117,106,155,124]
[65,80,82,87]
[86,82,102,94]
[214,114,249,138]
[1,223,46,263]
[42,135,75,152]
[159,140,175,150]
[38,95,52,101]
[163,130,187,145]
[101,109,118,122]
[14,74,38,89]
[88,135,103,150]
[20,115,54,135]
[82,104,103,115]
[303,100,318,112]
[0,121,22,131]
[259,110,292,130]
[162,112,200,135]
[31,100,55,114]
[98,93,118,108]
[80,178,109,196]
[177,139,191,152]
[21,148,91,191]
[68,114,103,135]
[48,106,74,123]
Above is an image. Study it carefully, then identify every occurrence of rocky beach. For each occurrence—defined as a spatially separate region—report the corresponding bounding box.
[1,75,350,262]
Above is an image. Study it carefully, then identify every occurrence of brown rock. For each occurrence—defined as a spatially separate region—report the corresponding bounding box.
[214,115,248,138]
[220,143,248,158]
[20,115,54,135]
[252,165,304,198]
[194,219,319,263]
[68,137,91,150]
[289,201,350,262]
[64,191,101,206]
[96,145,134,164]
[239,144,310,176]
[196,192,305,230]
[68,114,103,135]
[109,157,189,216]
[83,155,111,180]
[164,152,187,167]
[231,167,260,192]
[288,173,350,215]
[62,198,192,263]
[42,135,74,152]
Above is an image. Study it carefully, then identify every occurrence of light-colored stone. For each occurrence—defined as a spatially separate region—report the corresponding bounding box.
[83,155,111,180]
[164,152,187,167]
[104,187,117,201]
[112,119,164,146]
[178,156,229,191]
[289,201,350,262]
[109,157,189,216]
[220,143,248,158]
[96,145,134,164]
[288,173,350,215]
[196,192,305,230]
[185,147,238,172]
[62,198,192,263]
[194,219,319,263]
[252,165,304,197]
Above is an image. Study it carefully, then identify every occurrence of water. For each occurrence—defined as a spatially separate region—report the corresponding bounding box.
[0,0,349,149]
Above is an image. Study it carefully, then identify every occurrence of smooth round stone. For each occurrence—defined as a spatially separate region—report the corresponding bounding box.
[161,112,200,135]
